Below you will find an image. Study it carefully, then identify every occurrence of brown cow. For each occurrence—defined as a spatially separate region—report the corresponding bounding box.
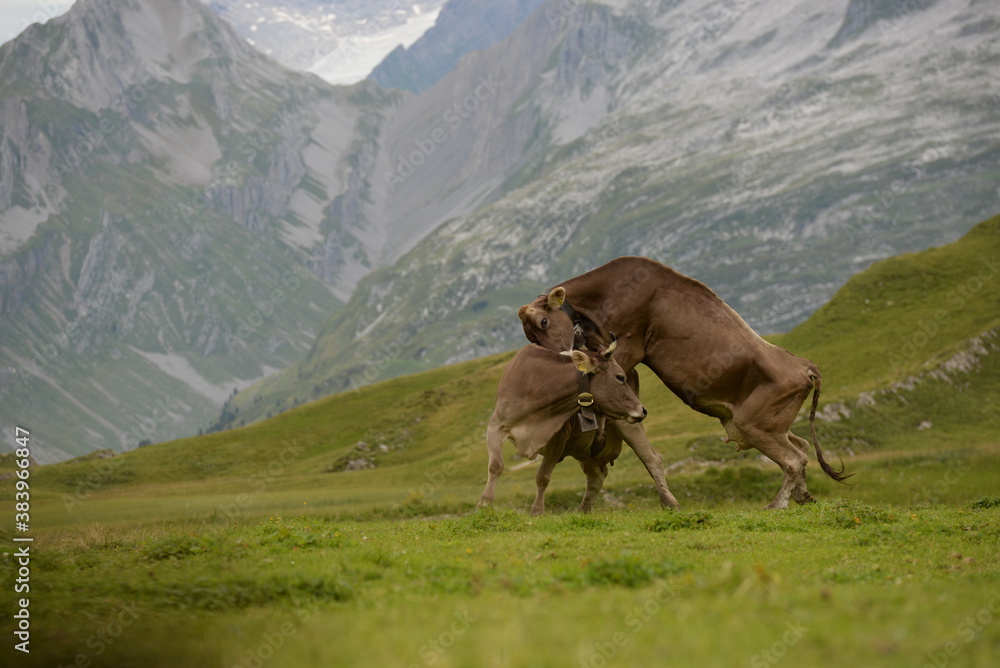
[476,340,647,515]
[518,256,850,509]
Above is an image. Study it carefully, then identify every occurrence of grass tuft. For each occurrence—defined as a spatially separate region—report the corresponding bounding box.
[969,496,1000,509]
[573,552,686,588]
[145,535,217,561]
[648,511,714,531]
[818,499,900,528]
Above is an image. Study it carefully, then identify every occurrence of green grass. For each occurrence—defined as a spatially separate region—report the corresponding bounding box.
[4,215,1000,666]
[4,501,1000,667]
[775,214,1000,395]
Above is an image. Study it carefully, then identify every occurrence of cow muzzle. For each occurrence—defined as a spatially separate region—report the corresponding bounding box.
[626,406,647,424]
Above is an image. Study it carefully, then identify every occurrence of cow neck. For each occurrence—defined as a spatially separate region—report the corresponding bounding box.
[576,368,594,406]
[559,299,583,328]
[540,367,600,433]
[576,369,599,432]
[541,353,591,417]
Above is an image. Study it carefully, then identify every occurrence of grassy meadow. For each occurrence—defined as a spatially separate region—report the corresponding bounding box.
[2,215,999,667]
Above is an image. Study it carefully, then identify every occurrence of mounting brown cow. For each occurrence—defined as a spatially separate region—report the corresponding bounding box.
[518,256,850,509]
[476,340,648,515]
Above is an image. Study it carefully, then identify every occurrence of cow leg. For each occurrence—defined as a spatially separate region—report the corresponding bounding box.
[530,453,562,516]
[788,433,816,504]
[612,421,679,509]
[743,429,809,510]
[578,459,609,513]
[476,416,506,509]
[736,380,815,508]
[579,428,623,512]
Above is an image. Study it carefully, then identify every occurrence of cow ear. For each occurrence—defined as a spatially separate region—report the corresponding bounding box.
[570,350,595,374]
[547,287,566,310]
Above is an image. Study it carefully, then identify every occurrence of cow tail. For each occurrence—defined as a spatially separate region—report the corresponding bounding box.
[809,374,853,483]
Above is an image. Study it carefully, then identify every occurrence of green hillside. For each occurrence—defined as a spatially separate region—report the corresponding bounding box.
[6,215,1000,668]
[25,214,1000,527]
[775,214,1000,395]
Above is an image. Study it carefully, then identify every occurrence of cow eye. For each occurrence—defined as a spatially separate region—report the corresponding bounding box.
[540,318,548,330]
[616,374,626,384]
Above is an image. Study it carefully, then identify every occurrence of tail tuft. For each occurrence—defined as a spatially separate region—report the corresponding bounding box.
[809,374,854,484]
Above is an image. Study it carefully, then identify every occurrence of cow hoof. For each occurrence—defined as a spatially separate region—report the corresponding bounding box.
[794,493,816,505]
[660,493,680,510]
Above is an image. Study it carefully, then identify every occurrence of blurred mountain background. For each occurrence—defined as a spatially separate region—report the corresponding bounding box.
[1,0,998,460]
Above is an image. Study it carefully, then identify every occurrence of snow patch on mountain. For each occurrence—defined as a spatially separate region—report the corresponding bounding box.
[204,0,444,83]
[308,6,443,85]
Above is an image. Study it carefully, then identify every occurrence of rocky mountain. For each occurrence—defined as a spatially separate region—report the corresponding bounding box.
[205,0,447,85]
[0,0,559,461]
[3,0,999,459]
[368,0,549,93]
[0,0,403,461]
[218,0,1000,429]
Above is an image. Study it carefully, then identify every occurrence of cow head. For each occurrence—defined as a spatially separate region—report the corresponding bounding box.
[518,287,579,352]
[566,339,646,423]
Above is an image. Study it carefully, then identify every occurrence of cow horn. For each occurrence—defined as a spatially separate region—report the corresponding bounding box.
[601,333,618,360]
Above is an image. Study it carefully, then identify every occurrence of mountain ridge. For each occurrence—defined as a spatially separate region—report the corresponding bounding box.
[3,0,999,460]
[0,0,372,460]
[368,0,549,94]
[218,0,1000,430]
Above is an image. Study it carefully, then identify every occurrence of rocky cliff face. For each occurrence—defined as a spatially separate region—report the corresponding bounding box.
[368,0,549,93]
[220,0,1000,429]
[4,0,1000,457]
[0,0,395,460]
[207,0,447,78]
[2,0,558,460]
